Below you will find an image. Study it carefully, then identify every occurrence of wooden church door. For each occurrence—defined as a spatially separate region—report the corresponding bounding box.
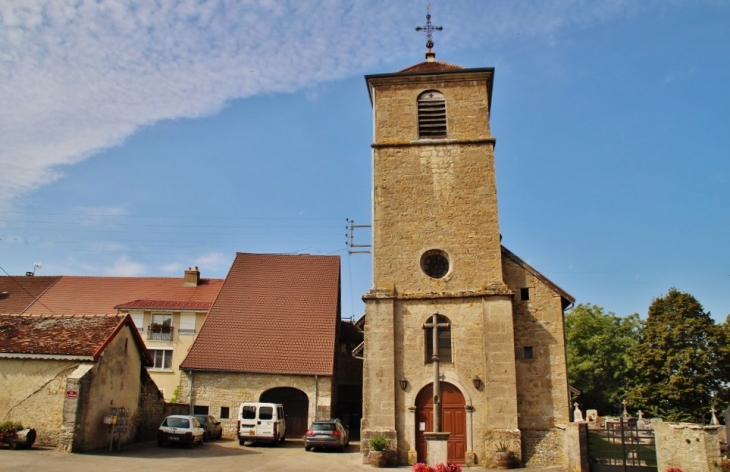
[415,382,466,463]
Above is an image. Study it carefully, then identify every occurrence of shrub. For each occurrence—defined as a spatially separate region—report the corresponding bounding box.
[369,434,388,452]
[0,421,23,440]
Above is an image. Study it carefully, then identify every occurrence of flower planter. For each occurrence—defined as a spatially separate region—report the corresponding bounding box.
[369,450,388,467]
[495,451,515,469]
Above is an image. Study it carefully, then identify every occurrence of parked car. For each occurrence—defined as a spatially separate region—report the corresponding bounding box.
[157,415,204,448]
[237,402,286,446]
[193,414,223,441]
[304,418,349,452]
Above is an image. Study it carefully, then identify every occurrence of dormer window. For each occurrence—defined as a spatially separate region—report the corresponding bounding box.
[418,90,447,138]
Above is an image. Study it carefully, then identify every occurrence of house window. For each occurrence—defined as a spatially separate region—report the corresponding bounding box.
[149,349,173,370]
[524,346,535,359]
[220,407,230,419]
[418,90,447,138]
[148,313,174,341]
[424,314,452,363]
[520,288,530,301]
[193,405,209,415]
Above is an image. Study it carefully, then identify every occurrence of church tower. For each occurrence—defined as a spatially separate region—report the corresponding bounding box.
[360,12,574,468]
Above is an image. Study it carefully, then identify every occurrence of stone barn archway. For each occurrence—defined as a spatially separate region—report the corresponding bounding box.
[260,387,309,438]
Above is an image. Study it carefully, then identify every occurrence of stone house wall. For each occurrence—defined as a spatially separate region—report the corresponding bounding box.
[62,324,145,451]
[0,358,77,446]
[178,370,334,438]
[503,254,571,466]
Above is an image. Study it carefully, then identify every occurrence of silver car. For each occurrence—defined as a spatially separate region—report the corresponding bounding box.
[158,415,205,448]
[304,418,350,452]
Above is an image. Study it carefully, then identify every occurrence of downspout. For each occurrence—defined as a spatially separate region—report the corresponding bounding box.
[188,370,194,414]
[314,375,318,419]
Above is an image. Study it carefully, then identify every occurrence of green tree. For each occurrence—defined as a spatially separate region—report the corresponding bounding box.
[565,303,642,415]
[625,288,729,422]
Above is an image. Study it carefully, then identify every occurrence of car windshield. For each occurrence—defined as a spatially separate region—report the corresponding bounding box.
[312,423,335,431]
[165,417,190,428]
[242,406,256,420]
[194,416,208,424]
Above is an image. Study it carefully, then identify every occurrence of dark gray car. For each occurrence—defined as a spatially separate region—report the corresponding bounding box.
[304,418,349,452]
[193,414,223,441]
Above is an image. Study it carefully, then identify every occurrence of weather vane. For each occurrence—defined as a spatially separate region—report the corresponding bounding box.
[415,4,443,51]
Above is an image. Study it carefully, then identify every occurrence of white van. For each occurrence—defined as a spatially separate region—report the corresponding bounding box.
[237,402,286,445]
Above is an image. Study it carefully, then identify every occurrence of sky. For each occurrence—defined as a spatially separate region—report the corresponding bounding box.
[1,0,729,322]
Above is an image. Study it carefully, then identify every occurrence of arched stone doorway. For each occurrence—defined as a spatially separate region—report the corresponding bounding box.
[260,387,309,438]
[415,382,466,463]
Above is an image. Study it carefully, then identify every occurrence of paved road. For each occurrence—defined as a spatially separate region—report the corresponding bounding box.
[0,438,564,471]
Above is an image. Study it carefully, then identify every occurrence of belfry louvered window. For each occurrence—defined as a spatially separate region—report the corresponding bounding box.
[418,90,447,138]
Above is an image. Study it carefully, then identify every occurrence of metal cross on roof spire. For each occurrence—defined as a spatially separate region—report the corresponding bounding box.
[415,4,443,51]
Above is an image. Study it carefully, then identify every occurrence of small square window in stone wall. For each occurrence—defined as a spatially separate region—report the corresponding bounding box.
[520,287,530,301]
[524,346,534,359]
[220,407,230,419]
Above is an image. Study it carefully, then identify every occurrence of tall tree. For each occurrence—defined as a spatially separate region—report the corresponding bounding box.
[565,303,642,415]
[625,288,729,422]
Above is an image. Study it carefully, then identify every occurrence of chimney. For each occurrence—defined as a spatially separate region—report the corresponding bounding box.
[184,266,200,287]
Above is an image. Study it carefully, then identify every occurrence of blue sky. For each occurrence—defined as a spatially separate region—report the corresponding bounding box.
[1,1,728,321]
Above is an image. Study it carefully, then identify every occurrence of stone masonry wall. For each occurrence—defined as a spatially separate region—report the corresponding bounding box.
[0,358,78,447]
[179,370,333,438]
[654,422,723,472]
[370,73,502,295]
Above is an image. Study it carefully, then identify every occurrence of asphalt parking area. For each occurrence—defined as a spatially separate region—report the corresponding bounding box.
[0,438,400,472]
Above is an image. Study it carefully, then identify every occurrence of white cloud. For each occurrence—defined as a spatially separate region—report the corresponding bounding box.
[0,0,676,209]
[104,255,146,276]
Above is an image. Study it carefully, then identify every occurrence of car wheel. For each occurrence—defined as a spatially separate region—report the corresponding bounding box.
[218,430,223,440]
[203,431,209,442]
[238,438,246,446]
[272,435,279,447]
[305,445,311,451]
[280,434,285,443]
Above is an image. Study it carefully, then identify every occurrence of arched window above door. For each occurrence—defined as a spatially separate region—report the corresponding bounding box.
[417,90,447,138]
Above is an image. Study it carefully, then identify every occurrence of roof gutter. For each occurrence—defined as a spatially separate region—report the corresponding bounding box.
[0,353,94,361]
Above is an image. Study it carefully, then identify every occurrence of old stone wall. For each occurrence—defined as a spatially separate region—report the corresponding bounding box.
[503,254,570,466]
[70,325,144,451]
[178,370,333,438]
[0,358,78,447]
[654,422,723,472]
[134,367,188,441]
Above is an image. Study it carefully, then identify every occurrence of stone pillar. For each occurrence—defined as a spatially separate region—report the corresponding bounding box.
[424,431,450,466]
[407,406,418,465]
[564,422,588,472]
[465,405,476,466]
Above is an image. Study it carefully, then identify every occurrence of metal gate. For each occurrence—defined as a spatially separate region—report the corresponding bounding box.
[588,417,658,472]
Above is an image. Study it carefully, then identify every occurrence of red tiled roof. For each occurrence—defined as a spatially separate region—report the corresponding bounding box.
[181,253,340,376]
[20,276,224,316]
[398,60,465,73]
[0,314,151,364]
[0,276,60,315]
[115,299,212,311]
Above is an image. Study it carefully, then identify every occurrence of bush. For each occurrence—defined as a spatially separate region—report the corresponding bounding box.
[369,434,388,452]
[0,421,23,440]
